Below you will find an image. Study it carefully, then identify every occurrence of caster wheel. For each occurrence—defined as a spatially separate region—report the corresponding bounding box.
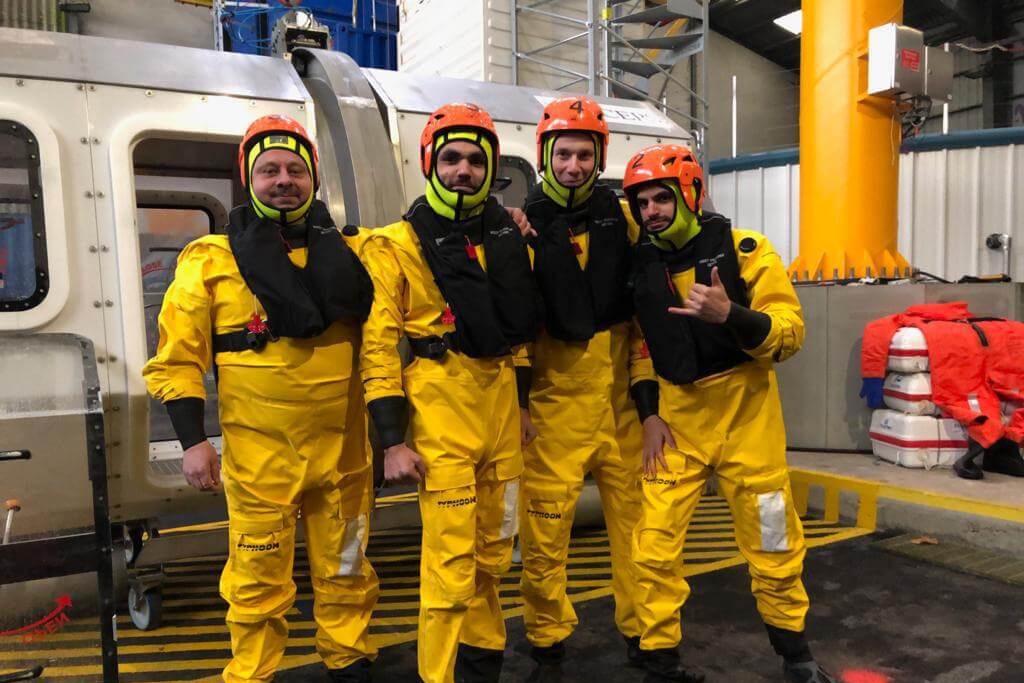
[123,525,145,566]
[128,585,163,631]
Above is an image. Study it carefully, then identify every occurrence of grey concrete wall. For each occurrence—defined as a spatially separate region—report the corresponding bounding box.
[653,31,799,160]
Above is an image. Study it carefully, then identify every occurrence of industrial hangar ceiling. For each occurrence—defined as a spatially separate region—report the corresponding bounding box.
[708,0,1024,72]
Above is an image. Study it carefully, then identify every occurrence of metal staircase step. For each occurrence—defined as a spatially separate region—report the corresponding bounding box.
[609,79,647,99]
[611,0,703,24]
[612,59,672,79]
[611,32,703,51]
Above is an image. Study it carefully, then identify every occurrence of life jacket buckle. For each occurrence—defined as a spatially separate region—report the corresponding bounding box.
[245,329,270,351]
[423,338,448,358]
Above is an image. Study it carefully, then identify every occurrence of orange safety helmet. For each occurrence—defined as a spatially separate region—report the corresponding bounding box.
[536,96,609,172]
[237,114,319,188]
[622,143,704,214]
[419,102,500,178]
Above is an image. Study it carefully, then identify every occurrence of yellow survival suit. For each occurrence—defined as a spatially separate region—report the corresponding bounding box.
[359,104,539,683]
[517,96,651,662]
[623,144,832,683]
[143,116,378,683]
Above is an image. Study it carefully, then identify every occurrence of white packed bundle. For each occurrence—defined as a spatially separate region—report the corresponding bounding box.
[869,409,968,469]
[882,372,937,416]
[887,327,929,373]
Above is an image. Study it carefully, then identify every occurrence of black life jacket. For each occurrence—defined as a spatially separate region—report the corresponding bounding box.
[406,195,540,358]
[226,200,374,338]
[632,212,753,384]
[525,183,633,341]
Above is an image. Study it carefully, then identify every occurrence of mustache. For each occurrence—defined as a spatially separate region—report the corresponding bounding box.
[644,216,671,230]
[268,186,299,197]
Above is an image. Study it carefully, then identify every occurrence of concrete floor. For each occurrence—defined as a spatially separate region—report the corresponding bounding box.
[788,450,1024,510]
[278,533,1024,683]
[788,450,1024,557]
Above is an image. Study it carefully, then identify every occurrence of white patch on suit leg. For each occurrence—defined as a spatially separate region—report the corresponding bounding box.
[337,513,367,576]
[500,479,520,540]
[758,491,789,552]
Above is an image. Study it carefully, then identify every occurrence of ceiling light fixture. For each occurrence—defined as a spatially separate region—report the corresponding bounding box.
[773,9,802,35]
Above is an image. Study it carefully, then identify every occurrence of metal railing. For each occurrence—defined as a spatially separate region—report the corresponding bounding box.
[509,0,709,161]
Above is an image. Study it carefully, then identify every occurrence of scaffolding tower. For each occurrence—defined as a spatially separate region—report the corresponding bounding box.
[510,0,709,158]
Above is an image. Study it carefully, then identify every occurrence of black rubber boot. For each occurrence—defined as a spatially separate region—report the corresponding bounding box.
[641,648,705,683]
[953,440,985,480]
[527,641,565,683]
[765,624,836,683]
[624,636,644,668]
[327,658,372,683]
[982,438,1024,477]
[455,643,504,683]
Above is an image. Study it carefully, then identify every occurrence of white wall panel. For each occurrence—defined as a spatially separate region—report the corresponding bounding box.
[399,0,485,79]
[734,169,763,235]
[911,149,950,276]
[761,165,794,260]
[711,142,1024,281]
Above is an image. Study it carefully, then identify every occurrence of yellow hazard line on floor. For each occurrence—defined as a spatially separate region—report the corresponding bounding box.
[193,529,872,683]
[0,500,861,680]
[791,467,1024,526]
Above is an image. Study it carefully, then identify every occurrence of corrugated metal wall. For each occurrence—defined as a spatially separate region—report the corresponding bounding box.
[0,0,59,31]
[399,0,485,79]
[709,136,1024,282]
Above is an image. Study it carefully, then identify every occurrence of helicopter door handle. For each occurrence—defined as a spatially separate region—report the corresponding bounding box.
[0,451,30,462]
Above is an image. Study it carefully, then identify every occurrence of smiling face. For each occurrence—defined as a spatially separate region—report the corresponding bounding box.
[250,148,313,210]
[549,133,596,188]
[435,140,487,193]
[635,182,677,234]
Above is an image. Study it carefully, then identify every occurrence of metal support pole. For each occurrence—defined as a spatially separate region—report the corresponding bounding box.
[587,0,597,95]
[517,53,590,81]
[600,1,610,96]
[510,0,518,85]
[521,30,589,57]
[731,75,737,157]
[212,0,223,51]
[942,42,949,134]
[699,0,709,163]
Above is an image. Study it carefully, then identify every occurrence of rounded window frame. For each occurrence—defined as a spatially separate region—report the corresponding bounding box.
[0,119,49,313]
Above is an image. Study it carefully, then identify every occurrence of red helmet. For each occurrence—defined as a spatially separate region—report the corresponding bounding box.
[536,96,609,172]
[623,144,704,214]
[419,103,499,178]
[238,114,319,188]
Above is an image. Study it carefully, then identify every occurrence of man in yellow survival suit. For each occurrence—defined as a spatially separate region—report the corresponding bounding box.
[621,144,836,683]
[358,103,540,683]
[516,95,651,676]
[143,115,379,683]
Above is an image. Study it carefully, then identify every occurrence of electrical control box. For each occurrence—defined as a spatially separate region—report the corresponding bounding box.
[924,46,954,102]
[868,23,926,97]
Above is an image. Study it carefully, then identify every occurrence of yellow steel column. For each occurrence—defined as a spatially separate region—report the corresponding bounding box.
[789,0,911,281]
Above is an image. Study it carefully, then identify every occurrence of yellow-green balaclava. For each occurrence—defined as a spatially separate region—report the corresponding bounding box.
[425,129,496,221]
[540,133,601,209]
[648,180,702,251]
[246,133,315,226]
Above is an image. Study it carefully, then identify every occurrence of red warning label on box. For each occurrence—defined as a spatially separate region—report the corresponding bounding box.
[901,48,921,72]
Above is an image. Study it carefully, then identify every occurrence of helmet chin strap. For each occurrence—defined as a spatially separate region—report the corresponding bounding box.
[425,131,495,221]
[648,181,702,251]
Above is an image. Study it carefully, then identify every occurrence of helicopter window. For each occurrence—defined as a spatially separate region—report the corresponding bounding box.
[0,121,47,312]
[493,156,535,209]
[133,137,236,443]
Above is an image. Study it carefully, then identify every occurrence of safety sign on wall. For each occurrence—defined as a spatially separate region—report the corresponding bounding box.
[533,96,674,132]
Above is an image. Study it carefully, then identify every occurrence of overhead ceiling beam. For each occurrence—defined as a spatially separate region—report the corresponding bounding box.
[934,0,993,40]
